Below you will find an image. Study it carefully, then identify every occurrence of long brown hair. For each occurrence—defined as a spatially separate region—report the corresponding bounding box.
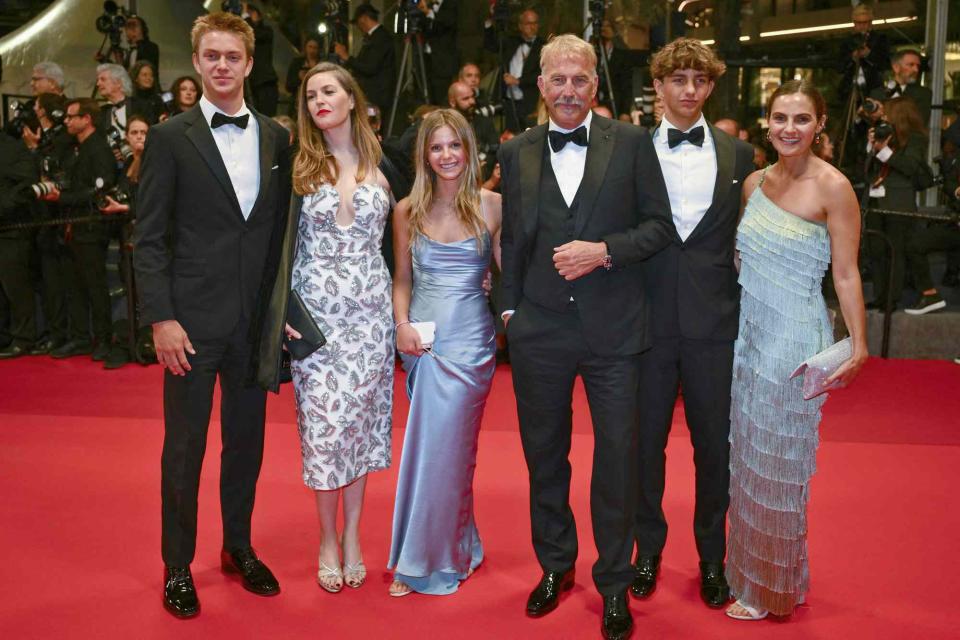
[884,97,927,148]
[407,109,486,252]
[293,62,381,195]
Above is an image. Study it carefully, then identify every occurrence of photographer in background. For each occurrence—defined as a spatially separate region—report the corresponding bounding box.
[7,62,65,140]
[26,93,73,356]
[864,97,931,310]
[97,114,149,368]
[0,132,41,359]
[243,3,279,116]
[870,49,931,124]
[124,15,160,75]
[334,3,395,112]
[484,7,542,132]
[40,98,117,361]
[839,3,889,102]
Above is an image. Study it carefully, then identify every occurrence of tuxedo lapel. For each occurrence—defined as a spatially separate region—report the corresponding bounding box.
[519,125,546,240]
[685,124,734,244]
[184,107,243,219]
[248,111,274,222]
[573,117,614,238]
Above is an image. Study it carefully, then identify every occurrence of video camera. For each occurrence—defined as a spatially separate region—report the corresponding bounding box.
[96,1,128,48]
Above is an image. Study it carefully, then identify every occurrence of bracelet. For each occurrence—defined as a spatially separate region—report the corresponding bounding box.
[395,321,411,330]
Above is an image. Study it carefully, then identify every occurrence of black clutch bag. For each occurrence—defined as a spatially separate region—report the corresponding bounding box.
[285,290,326,360]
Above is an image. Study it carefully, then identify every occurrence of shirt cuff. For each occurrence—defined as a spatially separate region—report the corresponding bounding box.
[501,310,515,321]
[875,146,893,163]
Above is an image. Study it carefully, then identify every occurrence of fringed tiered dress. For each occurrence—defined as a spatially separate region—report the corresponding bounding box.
[726,169,834,616]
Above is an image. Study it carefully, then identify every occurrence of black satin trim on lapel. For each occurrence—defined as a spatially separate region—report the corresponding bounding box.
[573,117,615,238]
[685,123,735,244]
[184,107,243,218]
[248,110,274,222]
[519,125,547,240]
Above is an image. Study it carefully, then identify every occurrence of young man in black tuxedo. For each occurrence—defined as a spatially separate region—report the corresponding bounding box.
[134,12,289,619]
[631,38,754,609]
[498,34,672,640]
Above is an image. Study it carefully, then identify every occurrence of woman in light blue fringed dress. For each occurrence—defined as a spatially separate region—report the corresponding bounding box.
[387,110,502,596]
[725,81,868,621]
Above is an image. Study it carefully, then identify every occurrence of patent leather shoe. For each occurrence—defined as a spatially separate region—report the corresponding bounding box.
[699,561,731,608]
[0,344,30,359]
[601,592,633,640]
[629,554,660,599]
[525,567,575,617]
[163,566,199,618]
[221,548,280,596]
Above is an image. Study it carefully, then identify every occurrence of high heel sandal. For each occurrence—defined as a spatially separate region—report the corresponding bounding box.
[725,599,768,621]
[317,560,343,593]
[343,560,367,589]
[389,579,413,597]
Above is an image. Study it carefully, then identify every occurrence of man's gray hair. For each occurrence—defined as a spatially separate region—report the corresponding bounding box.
[96,63,133,96]
[33,61,65,89]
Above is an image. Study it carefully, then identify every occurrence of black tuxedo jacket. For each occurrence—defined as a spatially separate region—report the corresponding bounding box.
[497,116,672,356]
[127,40,160,75]
[642,125,754,342]
[424,0,459,79]
[484,29,543,111]
[134,105,290,341]
[870,82,932,123]
[346,25,396,110]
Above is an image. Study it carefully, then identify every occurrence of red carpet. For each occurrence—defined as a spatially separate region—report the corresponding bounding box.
[1,356,958,639]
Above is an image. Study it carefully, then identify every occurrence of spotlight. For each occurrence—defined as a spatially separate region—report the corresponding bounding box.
[317,22,328,34]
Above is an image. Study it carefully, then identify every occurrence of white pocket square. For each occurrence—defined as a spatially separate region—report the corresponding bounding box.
[271,165,279,170]
[732,179,739,184]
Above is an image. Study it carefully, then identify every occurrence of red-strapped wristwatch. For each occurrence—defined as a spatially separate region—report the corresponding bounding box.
[601,243,613,271]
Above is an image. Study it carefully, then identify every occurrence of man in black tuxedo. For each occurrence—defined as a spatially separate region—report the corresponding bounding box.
[244,3,279,117]
[96,63,157,132]
[484,8,543,132]
[630,38,754,610]
[134,12,289,619]
[870,49,932,123]
[838,3,890,102]
[335,3,395,111]
[420,0,459,105]
[124,15,160,75]
[498,34,672,640]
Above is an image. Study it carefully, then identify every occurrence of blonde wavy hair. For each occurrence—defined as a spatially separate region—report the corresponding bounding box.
[293,62,381,195]
[408,109,486,252]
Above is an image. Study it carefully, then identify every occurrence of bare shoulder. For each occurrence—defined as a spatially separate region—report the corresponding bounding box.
[742,168,764,197]
[817,161,856,200]
[394,195,411,217]
[481,188,502,210]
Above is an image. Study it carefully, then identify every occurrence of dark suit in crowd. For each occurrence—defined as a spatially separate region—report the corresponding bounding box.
[484,27,543,132]
[127,39,160,76]
[423,0,459,105]
[344,24,396,111]
[498,114,672,595]
[636,123,755,568]
[838,30,890,101]
[134,104,290,566]
[0,132,40,353]
[870,82,933,125]
[248,17,279,116]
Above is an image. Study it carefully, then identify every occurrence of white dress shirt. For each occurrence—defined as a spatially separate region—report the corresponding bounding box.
[508,41,532,101]
[199,95,260,220]
[653,114,716,242]
[548,110,592,208]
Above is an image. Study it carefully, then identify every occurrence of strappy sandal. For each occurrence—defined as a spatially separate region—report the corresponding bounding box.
[344,560,367,589]
[389,579,413,597]
[317,560,343,593]
[725,599,768,621]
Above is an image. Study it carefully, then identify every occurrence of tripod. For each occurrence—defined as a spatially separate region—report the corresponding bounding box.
[386,9,431,138]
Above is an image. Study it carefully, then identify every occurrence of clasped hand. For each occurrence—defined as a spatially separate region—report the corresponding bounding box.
[396,324,424,357]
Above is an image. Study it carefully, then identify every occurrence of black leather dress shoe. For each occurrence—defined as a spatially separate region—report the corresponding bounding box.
[29,339,62,356]
[0,344,30,359]
[221,548,280,596]
[525,567,575,617]
[601,592,633,640]
[91,343,111,361]
[51,340,92,359]
[629,554,660,599]
[163,566,200,618]
[699,561,731,608]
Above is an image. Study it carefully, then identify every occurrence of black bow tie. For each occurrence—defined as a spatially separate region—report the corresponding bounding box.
[211,112,249,130]
[888,85,904,97]
[548,126,588,152]
[667,125,704,149]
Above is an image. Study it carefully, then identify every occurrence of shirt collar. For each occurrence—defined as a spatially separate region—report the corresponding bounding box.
[548,109,592,140]
[199,95,251,127]
[366,23,381,36]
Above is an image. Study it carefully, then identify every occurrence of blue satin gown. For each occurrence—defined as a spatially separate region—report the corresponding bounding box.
[387,231,496,594]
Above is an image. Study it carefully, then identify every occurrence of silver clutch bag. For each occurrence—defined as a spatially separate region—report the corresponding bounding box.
[789,337,852,400]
